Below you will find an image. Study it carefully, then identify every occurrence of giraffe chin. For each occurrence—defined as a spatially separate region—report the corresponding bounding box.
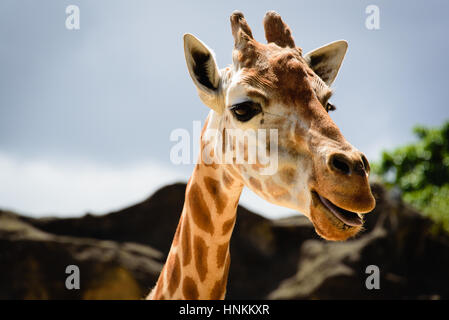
[309,191,363,241]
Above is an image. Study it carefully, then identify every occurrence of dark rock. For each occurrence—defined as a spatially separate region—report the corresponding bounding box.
[11,183,314,299]
[0,211,163,299]
[21,183,188,254]
[1,182,449,299]
[268,183,449,299]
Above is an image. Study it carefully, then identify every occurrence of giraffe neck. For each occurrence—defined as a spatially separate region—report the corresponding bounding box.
[149,160,244,299]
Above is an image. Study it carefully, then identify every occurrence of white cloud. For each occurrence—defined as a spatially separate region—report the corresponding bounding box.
[239,188,298,220]
[0,153,296,219]
[0,153,188,217]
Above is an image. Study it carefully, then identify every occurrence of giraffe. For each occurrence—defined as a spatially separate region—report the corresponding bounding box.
[147,11,375,300]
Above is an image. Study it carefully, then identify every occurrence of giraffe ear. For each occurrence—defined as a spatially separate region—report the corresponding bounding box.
[304,40,348,86]
[184,33,222,113]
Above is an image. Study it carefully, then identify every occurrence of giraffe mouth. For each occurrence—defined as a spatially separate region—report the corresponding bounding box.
[314,192,363,227]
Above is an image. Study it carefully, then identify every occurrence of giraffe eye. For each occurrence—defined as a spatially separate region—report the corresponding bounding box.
[230,101,262,122]
[326,102,336,112]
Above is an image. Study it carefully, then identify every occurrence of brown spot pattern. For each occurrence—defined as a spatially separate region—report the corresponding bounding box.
[202,161,218,170]
[279,167,296,185]
[182,276,199,300]
[216,243,228,269]
[181,217,191,266]
[222,217,236,235]
[210,253,231,300]
[194,236,209,282]
[188,183,214,234]
[251,163,265,171]
[249,177,262,191]
[265,177,290,201]
[222,170,234,189]
[166,255,181,296]
[210,280,224,300]
[204,176,228,215]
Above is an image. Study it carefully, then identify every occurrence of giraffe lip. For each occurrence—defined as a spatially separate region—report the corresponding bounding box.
[315,192,363,227]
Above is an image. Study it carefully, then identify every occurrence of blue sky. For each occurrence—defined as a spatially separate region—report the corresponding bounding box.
[1,0,448,218]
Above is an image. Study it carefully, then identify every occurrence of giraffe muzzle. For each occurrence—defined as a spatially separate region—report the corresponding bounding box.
[316,192,363,227]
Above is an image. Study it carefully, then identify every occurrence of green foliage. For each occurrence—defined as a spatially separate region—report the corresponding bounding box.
[375,121,449,233]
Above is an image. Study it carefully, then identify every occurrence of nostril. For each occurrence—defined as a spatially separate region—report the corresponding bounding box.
[361,154,370,174]
[330,154,351,175]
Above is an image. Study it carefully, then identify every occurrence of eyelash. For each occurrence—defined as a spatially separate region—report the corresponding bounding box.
[230,100,334,120]
[230,101,262,122]
[325,102,336,112]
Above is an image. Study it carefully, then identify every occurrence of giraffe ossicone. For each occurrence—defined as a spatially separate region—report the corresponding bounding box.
[148,10,375,300]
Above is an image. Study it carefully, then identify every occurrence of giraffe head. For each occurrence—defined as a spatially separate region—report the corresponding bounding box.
[183,11,375,241]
